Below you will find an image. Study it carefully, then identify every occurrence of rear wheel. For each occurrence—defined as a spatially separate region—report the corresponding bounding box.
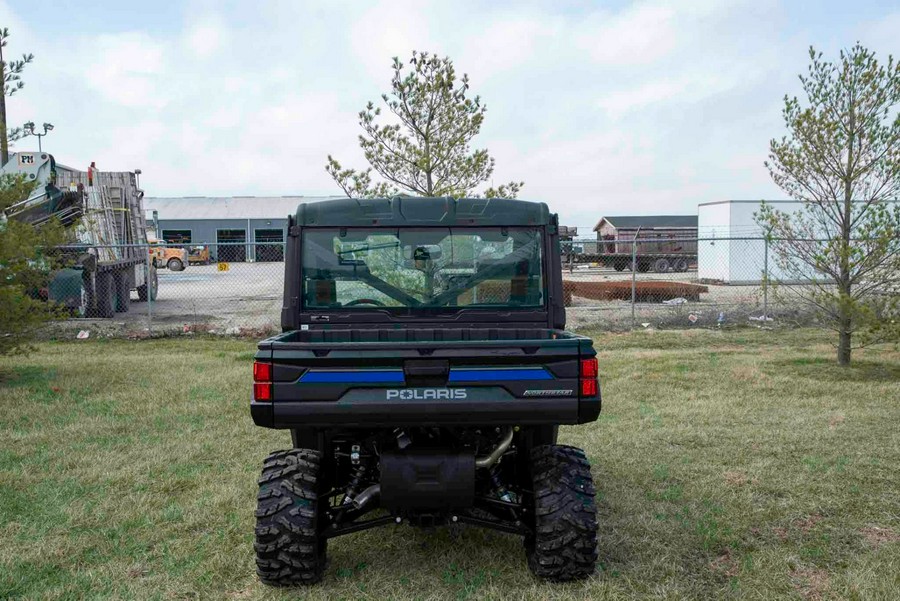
[525,445,598,582]
[137,267,158,302]
[255,449,327,586]
[95,271,116,318]
[114,270,131,312]
[654,258,670,273]
[673,258,689,272]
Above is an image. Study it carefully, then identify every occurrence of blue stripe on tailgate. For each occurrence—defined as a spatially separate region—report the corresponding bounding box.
[448,368,553,382]
[299,370,405,384]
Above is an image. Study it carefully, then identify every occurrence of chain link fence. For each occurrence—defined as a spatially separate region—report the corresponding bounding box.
[563,235,775,330]
[42,236,897,337]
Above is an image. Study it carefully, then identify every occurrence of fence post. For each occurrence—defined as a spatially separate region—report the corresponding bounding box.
[763,236,769,318]
[145,246,153,335]
[631,238,637,329]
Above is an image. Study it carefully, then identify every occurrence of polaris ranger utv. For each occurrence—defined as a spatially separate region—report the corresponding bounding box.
[251,197,601,584]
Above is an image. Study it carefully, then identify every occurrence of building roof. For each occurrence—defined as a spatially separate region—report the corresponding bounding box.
[144,196,341,220]
[698,199,793,207]
[593,215,698,231]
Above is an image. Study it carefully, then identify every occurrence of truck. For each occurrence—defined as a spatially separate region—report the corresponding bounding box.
[146,233,188,271]
[562,228,695,273]
[567,250,694,273]
[250,196,601,585]
[187,244,211,265]
[1,152,157,316]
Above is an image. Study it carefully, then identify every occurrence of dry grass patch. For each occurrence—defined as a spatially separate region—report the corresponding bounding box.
[794,514,825,533]
[861,526,900,547]
[729,363,768,382]
[790,566,831,601]
[723,470,754,487]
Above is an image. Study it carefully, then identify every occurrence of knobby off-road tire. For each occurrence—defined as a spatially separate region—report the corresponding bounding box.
[255,449,327,586]
[525,445,598,582]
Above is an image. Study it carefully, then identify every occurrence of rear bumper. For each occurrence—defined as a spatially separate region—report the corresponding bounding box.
[252,396,599,428]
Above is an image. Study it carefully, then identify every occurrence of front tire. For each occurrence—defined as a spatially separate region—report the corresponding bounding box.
[167,257,184,272]
[255,449,327,586]
[525,445,598,582]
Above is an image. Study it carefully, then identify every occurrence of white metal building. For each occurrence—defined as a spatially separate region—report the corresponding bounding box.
[697,200,776,283]
[697,199,900,284]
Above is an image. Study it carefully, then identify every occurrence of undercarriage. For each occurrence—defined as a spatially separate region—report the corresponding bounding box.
[254,426,598,585]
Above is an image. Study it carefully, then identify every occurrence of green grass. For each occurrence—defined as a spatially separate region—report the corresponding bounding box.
[2,329,899,600]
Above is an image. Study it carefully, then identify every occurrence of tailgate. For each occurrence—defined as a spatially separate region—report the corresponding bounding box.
[252,330,598,427]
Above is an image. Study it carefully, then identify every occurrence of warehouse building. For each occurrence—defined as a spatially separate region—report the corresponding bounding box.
[696,199,900,283]
[697,200,773,283]
[144,196,338,262]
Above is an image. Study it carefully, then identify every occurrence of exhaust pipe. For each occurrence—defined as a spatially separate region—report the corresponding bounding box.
[475,427,514,469]
[351,484,381,510]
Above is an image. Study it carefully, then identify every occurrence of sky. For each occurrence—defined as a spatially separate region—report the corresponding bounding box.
[2,0,899,228]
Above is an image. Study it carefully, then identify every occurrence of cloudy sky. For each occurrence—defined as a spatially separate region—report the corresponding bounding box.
[3,0,899,227]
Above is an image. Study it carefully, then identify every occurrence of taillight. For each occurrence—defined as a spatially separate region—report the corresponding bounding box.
[253,382,273,401]
[580,379,598,397]
[253,361,272,382]
[580,358,598,378]
[579,357,599,398]
[253,361,273,401]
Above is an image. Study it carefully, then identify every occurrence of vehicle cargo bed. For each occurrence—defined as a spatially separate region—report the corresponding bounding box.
[252,327,598,428]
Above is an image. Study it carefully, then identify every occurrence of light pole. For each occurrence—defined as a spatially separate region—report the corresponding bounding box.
[23,121,54,151]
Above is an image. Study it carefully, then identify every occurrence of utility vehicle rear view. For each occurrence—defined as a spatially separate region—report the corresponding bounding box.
[251,197,601,584]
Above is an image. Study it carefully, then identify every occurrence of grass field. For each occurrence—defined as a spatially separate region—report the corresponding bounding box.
[2,329,899,600]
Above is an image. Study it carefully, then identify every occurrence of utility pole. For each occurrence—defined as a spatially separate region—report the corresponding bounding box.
[23,121,53,151]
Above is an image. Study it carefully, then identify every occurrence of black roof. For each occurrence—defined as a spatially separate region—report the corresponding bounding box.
[296,197,553,227]
[594,215,697,231]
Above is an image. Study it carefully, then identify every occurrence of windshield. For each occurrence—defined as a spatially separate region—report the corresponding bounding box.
[301,228,544,310]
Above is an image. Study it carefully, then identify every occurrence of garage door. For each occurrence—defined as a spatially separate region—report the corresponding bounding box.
[254,229,284,262]
[217,229,247,262]
[162,229,191,244]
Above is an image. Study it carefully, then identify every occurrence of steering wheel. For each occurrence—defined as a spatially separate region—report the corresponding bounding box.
[344,298,386,307]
